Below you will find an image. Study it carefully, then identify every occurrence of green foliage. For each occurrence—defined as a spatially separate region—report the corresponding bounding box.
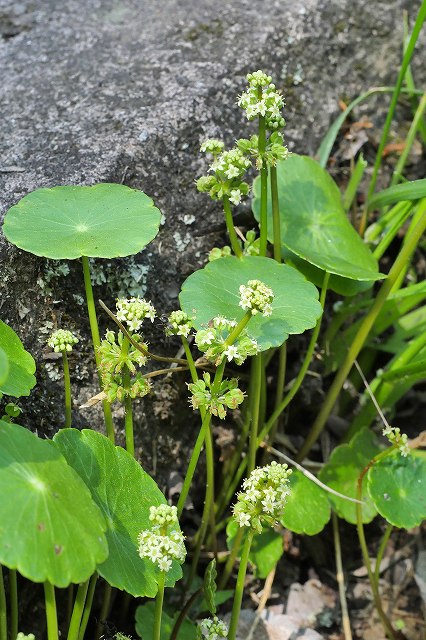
[226,520,284,578]
[3,183,162,259]
[203,559,217,615]
[54,429,183,597]
[135,602,197,640]
[367,179,426,209]
[0,420,108,586]
[281,470,331,535]
[367,451,426,528]
[0,320,36,398]
[319,429,382,524]
[180,255,322,351]
[252,154,383,294]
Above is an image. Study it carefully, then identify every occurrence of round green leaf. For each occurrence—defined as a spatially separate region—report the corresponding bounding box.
[180,256,322,351]
[54,429,183,597]
[318,429,382,524]
[3,184,162,259]
[0,348,9,388]
[367,452,426,529]
[0,421,108,586]
[0,321,36,398]
[281,470,331,535]
[226,520,283,579]
[252,155,383,283]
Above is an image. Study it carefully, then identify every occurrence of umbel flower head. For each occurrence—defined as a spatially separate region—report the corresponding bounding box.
[197,616,228,640]
[166,310,194,338]
[188,372,245,419]
[232,461,292,533]
[239,280,274,316]
[238,70,285,130]
[382,425,410,457]
[116,297,156,333]
[47,329,78,353]
[197,145,251,205]
[195,316,259,366]
[138,504,186,573]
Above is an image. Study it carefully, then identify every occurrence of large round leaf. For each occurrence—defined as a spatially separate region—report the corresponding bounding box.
[226,520,284,579]
[180,256,322,351]
[252,155,383,285]
[367,452,426,529]
[281,470,330,535]
[0,321,36,398]
[0,421,108,586]
[53,429,183,597]
[319,429,382,524]
[3,184,161,259]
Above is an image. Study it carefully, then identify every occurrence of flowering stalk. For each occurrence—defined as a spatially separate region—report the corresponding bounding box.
[67,579,89,640]
[48,329,78,429]
[258,102,268,256]
[222,195,243,258]
[120,335,134,457]
[153,571,165,640]
[44,581,58,640]
[228,529,253,640]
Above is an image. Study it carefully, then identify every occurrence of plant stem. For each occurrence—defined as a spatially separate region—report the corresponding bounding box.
[343,154,367,213]
[332,514,352,640]
[356,464,396,639]
[218,527,244,590]
[248,354,262,473]
[44,582,59,640]
[0,565,7,640]
[270,165,281,262]
[297,210,426,462]
[67,580,89,640]
[391,91,426,186]
[222,196,242,257]
[78,573,98,640]
[153,571,165,640]
[374,523,393,589]
[360,0,426,234]
[62,351,72,428]
[264,343,287,456]
[120,335,135,456]
[170,589,202,640]
[81,255,115,442]
[258,110,268,256]
[95,582,112,640]
[9,569,18,640]
[228,529,254,640]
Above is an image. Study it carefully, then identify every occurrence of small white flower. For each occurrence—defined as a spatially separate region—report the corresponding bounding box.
[224,345,239,362]
[229,189,242,205]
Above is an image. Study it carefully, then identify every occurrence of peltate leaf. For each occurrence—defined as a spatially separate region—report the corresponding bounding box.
[252,155,383,291]
[0,421,108,586]
[367,451,426,528]
[180,256,322,351]
[318,429,382,524]
[281,470,331,535]
[3,183,161,259]
[54,429,183,597]
[226,520,283,578]
[0,320,36,398]
[135,602,197,640]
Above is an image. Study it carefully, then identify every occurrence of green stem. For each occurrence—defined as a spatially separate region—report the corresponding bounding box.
[270,165,281,262]
[120,335,134,457]
[343,153,368,213]
[67,580,89,640]
[258,113,268,256]
[44,582,59,640]
[332,514,353,640]
[403,11,426,144]
[391,91,426,186]
[81,255,115,442]
[372,202,414,260]
[360,0,426,234]
[0,565,7,640]
[62,351,72,428]
[374,523,393,589]
[9,569,18,640]
[153,572,165,640]
[222,196,242,257]
[248,354,262,473]
[170,589,202,640]
[298,209,426,462]
[181,337,199,383]
[95,582,112,640]
[265,343,287,453]
[218,527,244,590]
[78,573,98,640]
[228,530,254,640]
[356,461,396,639]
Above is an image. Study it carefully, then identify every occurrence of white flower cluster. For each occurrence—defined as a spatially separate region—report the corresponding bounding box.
[166,310,194,338]
[382,425,410,456]
[47,329,78,353]
[238,70,285,130]
[197,147,251,205]
[116,297,156,332]
[138,505,186,573]
[210,148,251,182]
[17,634,35,640]
[239,280,274,316]
[188,372,245,419]
[198,616,228,640]
[233,461,292,533]
[200,139,225,155]
[195,316,259,366]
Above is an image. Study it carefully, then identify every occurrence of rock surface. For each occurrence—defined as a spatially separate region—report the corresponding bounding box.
[0,0,424,475]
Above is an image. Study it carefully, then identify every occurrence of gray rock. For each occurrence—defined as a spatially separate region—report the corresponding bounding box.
[0,0,424,477]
